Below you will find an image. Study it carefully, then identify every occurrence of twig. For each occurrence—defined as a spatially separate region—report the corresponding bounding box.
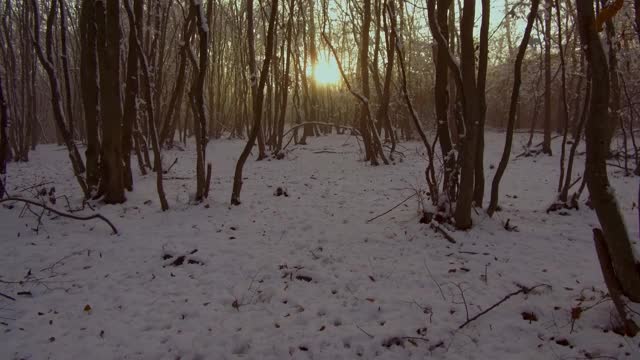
[366,193,416,223]
[0,292,15,301]
[424,260,446,301]
[568,176,582,190]
[40,250,84,274]
[16,181,54,193]
[401,336,430,343]
[355,323,374,339]
[458,284,551,329]
[0,197,118,234]
[164,158,179,174]
[453,283,469,322]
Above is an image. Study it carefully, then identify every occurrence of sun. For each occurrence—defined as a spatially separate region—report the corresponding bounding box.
[307,52,341,86]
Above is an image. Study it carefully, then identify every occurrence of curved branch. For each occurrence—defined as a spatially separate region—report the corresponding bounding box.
[0,197,118,234]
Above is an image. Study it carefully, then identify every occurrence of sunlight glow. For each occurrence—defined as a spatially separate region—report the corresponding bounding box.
[307,52,341,86]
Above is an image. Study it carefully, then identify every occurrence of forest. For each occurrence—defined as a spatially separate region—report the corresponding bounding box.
[1,0,640,358]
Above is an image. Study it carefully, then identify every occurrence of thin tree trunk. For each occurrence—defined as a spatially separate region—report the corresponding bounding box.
[454,0,478,230]
[275,0,295,155]
[230,0,278,205]
[122,0,144,191]
[59,0,74,140]
[158,11,195,147]
[542,0,552,155]
[80,0,100,195]
[0,73,8,180]
[434,0,454,203]
[555,0,570,199]
[189,0,212,202]
[378,0,397,159]
[487,0,538,216]
[32,0,88,197]
[472,0,489,206]
[123,0,168,211]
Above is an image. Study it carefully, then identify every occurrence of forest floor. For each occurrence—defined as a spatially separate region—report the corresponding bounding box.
[1,132,639,359]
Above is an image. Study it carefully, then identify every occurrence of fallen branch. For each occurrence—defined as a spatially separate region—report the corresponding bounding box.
[366,193,417,223]
[458,283,551,329]
[431,223,456,244]
[0,197,118,234]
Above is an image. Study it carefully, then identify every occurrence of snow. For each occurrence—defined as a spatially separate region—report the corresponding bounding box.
[1,132,639,359]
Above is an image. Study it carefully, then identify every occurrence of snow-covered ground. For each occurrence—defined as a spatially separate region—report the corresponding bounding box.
[1,132,638,359]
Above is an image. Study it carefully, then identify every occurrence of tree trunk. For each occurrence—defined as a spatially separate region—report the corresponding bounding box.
[576,0,640,302]
[472,0,489,206]
[454,0,478,230]
[555,0,570,199]
[487,0,538,216]
[361,0,376,165]
[190,0,212,202]
[80,0,100,195]
[122,0,144,191]
[378,0,397,159]
[96,0,125,204]
[32,0,88,197]
[0,73,8,180]
[434,0,454,203]
[542,0,552,155]
[603,14,621,156]
[123,0,168,211]
[59,0,74,140]
[230,0,278,205]
[158,10,195,148]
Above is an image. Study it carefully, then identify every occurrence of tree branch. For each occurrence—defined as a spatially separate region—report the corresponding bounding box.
[0,197,118,234]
